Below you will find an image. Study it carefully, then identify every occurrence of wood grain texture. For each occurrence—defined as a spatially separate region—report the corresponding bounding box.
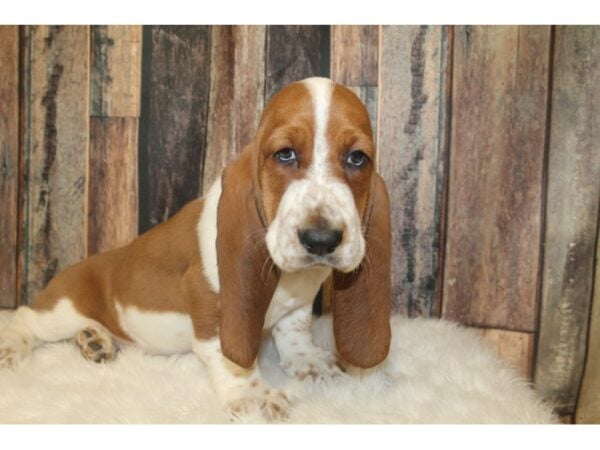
[22,26,90,304]
[88,118,138,255]
[477,328,534,379]
[331,26,379,144]
[138,26,210,233]
[534,26,600,415]
[202,26,265,193]
[90,25,142,117]
[442,26,551,330]
[265,25,330,100]
[377,25,450,315]
[577,223,600,423]
[331,26,378,86]
[0,26,19,308]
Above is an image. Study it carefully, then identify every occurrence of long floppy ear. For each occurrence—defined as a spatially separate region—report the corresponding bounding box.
[332,172,392,368]
[216,145,279,368]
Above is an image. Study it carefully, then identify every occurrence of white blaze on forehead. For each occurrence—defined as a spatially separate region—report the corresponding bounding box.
[302,77,334,177]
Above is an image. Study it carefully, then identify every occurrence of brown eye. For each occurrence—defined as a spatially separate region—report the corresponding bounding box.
[345,150,369,170]
[273,148,297,166]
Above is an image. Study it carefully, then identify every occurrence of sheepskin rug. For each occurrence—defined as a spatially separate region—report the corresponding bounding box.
[0,310,556,424]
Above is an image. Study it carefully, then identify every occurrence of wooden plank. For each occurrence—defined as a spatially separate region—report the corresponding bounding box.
[534,26,600,416]
[0,26,19,308]
[331,25,378,86]
[377,25,451,315]
[87,25,141,254]
[442,26,551,330]
[202,26,266,194]
[88,118,138,255]
[90,25,142,117]
[331,26,379,143]
[21,26,90,304]
[477,328,534,379]
[138,26,210,233]
[577,227,600,423]
[265,25,330,100]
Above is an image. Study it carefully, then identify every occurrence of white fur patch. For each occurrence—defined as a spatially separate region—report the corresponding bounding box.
[303,77,333,178]
[193,337,290,420]
[198,177,222,293]
[265,77,365,273]
[272,305,343,382]
[115,303,193,355]
[264,266,330,329]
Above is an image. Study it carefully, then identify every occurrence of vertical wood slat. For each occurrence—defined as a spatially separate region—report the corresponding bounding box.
[138,26,211,233]
[265,25,330,101]
[377,25,451,315]
[88,26,141,255]
[330,25,379,144]
[577,222,600,422]
[21,26,90,304]
[0,26,19,308]
[534,26,600,415]
[202,26,266,194]
[442,26,551,331]
[477,329,535,379]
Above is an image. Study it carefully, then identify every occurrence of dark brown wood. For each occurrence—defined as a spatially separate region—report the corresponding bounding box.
[331,25,379,144]
[90,25,142,117]
[533,26,600,415]
[88,26,141,255]
[265,25,330,101]
[0,26,19,308]
[88,118,138,255]
[202,26,266,193]
[442,26,551,331]
[138,26,211,233]
[21,26,90,304]
[377,25,451,315]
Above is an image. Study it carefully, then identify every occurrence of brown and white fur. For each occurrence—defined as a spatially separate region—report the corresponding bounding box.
[0,77,392,420]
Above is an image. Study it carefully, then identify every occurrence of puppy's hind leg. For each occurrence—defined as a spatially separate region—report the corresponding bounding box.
[74,325,118,363]
[0,297,99,370]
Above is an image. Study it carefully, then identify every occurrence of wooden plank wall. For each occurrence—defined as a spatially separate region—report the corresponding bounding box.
[1,25,599,422]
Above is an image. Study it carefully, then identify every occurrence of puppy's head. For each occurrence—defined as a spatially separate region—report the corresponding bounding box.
[217,78,391,369]
[255,77,374,273]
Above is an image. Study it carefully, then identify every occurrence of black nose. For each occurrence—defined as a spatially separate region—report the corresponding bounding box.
[298,228,343,256]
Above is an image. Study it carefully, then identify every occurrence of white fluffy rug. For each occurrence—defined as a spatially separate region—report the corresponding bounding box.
[0,310,556,424]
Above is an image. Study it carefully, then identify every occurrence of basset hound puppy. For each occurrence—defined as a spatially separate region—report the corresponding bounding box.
[0,77,392,420]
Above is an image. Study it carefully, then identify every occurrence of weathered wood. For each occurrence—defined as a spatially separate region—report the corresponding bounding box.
[331,25,378,86]
[534,26,600,415]
[477,328,534,379]
[138,26,210,233]
[442,26,551,330]
[331,26,379,144]
[21,26,90,304]
[577,230,600,423]
[0,26,19,308]
[377,25,451,315]
[88,26,141,255]
[202,26,266,194]
[90,26,142,117]
[265,25,330,100]
[88,118,138,255]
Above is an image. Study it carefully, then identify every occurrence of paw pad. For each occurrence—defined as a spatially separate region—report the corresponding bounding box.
[75,327,117,363]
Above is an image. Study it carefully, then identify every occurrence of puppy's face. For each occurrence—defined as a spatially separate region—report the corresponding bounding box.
[256,78,375,273]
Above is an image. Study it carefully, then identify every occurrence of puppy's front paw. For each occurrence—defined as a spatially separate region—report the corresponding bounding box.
[280,347,345,382]
[224,382,290,422]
